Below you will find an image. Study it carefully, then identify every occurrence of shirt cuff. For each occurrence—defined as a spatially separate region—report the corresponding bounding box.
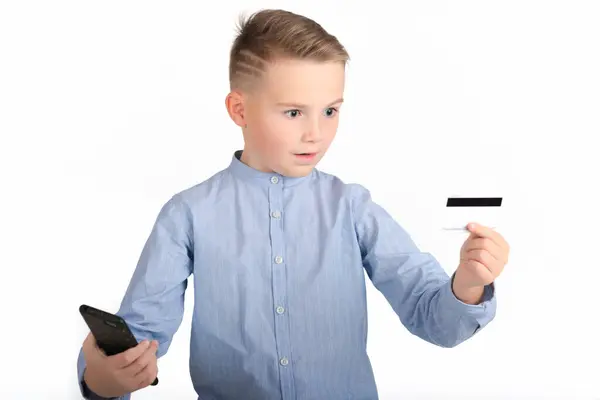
[440,272,497,328]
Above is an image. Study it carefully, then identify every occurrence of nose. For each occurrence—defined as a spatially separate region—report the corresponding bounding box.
[302,119,322,143]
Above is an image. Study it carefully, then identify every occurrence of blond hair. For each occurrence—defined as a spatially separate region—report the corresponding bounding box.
[228,9,350,91]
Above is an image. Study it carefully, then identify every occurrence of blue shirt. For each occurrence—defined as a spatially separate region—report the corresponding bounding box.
[77,150,496,399]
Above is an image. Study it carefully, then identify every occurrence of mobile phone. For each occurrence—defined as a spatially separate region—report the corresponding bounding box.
[79,304,158,386]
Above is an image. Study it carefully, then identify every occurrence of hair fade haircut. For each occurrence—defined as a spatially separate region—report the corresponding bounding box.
[228,9,350,91]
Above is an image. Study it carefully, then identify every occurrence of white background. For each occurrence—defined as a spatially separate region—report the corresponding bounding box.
[1,1,599,399]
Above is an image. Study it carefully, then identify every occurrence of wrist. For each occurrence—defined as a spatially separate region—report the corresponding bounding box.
[83,368,115,399]
[452,273,485,305]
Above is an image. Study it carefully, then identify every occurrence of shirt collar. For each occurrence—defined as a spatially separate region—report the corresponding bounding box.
[227,150,313,188]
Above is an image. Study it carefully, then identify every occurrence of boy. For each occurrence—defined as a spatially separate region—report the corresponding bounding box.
[77,9,510,400]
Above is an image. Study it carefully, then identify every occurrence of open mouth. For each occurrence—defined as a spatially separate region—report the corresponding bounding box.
[294,152,317,159]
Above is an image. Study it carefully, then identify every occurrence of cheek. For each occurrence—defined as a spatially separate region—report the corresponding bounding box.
[251,118,291,151]
[323,119,339,142]
[263,118,297,146]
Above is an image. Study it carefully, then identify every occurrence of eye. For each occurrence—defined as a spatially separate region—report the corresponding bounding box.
[284,109,301,118]
[324,107,338,117]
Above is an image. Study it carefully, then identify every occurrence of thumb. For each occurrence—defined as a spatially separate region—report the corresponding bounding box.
[82,332,96,350]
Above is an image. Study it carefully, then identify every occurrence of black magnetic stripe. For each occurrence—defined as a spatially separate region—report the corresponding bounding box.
[446,197,502,207]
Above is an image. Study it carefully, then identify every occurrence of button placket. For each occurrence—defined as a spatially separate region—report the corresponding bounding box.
[267,176,295,397]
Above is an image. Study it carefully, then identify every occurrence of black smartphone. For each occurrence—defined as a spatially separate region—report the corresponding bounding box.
[79,304,158,386]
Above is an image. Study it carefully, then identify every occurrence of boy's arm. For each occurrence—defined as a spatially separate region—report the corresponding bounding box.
[77,194,194,398]
[351,185,496,348]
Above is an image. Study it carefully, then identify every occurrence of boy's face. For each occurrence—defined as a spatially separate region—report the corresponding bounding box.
[229,59,345,177]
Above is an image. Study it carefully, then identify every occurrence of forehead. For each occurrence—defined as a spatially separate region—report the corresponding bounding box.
[258,59,345,104]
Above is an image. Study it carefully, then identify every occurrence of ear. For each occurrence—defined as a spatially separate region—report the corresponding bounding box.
[225,90,246,128]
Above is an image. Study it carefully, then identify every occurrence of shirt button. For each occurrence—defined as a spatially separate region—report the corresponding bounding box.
[276,306,285,314]
[280,357,289,366]
[270,176,279,184]
[274,256,283,264]
[271,210,281,219]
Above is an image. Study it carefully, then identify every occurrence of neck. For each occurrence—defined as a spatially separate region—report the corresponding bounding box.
[239,146,272,173]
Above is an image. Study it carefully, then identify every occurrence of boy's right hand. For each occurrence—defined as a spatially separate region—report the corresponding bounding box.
[82,332,159,398]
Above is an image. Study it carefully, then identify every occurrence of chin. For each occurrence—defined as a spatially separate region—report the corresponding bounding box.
[280,164,315,178]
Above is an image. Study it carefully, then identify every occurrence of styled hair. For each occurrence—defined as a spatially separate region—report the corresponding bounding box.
[228,9,350,91]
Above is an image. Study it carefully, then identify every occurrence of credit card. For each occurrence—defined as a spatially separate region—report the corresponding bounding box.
[443,197,502,231]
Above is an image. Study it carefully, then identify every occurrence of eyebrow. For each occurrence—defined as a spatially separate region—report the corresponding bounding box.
[276,98,344,108]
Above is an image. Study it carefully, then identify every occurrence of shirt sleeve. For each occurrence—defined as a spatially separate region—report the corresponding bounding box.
[76,194,194,398]
[350,184,497,348]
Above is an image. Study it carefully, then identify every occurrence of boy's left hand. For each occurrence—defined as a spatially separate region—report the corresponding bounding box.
[454,222,510,292]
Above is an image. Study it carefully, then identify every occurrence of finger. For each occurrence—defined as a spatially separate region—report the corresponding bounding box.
[109,340,150,369]
[123,340,158,377]
[466,222,506,248]
[464,249,498,275]
[464,259,495,282]
[463,238,506,263]
[472,222,509,252]
[134,353,159,388]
